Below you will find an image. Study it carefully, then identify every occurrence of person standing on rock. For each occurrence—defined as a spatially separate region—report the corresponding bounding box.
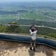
[29,25,37,51]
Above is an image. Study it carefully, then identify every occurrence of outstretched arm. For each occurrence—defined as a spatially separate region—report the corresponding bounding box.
[29,30,33,35]
[29,30,37,35]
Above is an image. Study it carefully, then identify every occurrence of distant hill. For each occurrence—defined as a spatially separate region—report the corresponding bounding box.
[16,19,56,28]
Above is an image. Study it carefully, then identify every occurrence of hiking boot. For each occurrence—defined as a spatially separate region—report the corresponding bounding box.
[33,47,35,51]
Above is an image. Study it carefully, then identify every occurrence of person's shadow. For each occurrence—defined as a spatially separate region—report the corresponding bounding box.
[28,45,54,56]
[28,49,35,56]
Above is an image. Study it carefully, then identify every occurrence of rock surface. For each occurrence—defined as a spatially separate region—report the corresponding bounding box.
[0,41,56,56]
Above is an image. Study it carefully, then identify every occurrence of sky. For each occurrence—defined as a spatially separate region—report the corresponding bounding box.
[0,0,56,3]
